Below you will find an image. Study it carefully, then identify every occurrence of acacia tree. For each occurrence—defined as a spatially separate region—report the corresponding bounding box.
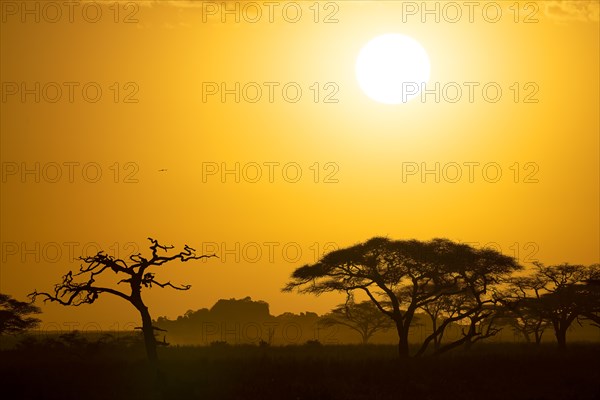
[418,295,453,351]
[500,276,549,344]
[459,301,503,351]
[418,292,500,353]
[413,280,509,357]
[30,238,216,362]
[284,237,520,358]
[0,293,41,335]
[531,263,600,349]
[319,300,394,344]
[579,277,600,327]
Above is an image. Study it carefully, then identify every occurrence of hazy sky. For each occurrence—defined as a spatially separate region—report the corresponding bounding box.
[1,0,598,330]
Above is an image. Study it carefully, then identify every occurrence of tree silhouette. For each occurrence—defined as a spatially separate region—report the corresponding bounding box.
[0,293,41,335]
[29,238,216,362]
[284,237,520,358]
[531,263,600,349]
[500,275,550,344]
[579,277,600,327]
[459,302,503,351]
[420,294,474,353]
[319,300,394,344]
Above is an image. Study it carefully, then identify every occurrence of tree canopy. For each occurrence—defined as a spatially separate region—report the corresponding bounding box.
[0,293,41,335]
[284,237,522,357]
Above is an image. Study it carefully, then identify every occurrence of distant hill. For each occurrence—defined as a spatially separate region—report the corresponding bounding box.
[154,297,600,346]
[209,296,271,321]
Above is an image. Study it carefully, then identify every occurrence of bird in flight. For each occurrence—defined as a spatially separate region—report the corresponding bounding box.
[158,169,168,172]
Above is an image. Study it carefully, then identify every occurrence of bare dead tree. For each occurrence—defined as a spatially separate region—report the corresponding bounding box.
[29,238,216,362]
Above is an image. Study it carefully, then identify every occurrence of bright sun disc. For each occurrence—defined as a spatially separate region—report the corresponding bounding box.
[356,34,431,104]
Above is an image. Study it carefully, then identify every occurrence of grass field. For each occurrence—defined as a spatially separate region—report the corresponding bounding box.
[1,341,599,400]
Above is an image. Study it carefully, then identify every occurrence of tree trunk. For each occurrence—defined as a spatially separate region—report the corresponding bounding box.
[463,324,476,352]
[555,326,567,350]
[138,305,158,362]
[398,337,409,358]
[463,325,474,351]
[431,319,440,351]
[361,332,369,345]
[396,321,410,358]
[533,324,543,345]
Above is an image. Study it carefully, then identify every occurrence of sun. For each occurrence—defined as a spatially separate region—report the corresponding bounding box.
[356,34,431,104]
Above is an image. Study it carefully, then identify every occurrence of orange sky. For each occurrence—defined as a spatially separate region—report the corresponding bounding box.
[1,0,599,330]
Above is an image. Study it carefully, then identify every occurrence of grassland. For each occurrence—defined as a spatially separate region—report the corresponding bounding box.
[1,338,599,400]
